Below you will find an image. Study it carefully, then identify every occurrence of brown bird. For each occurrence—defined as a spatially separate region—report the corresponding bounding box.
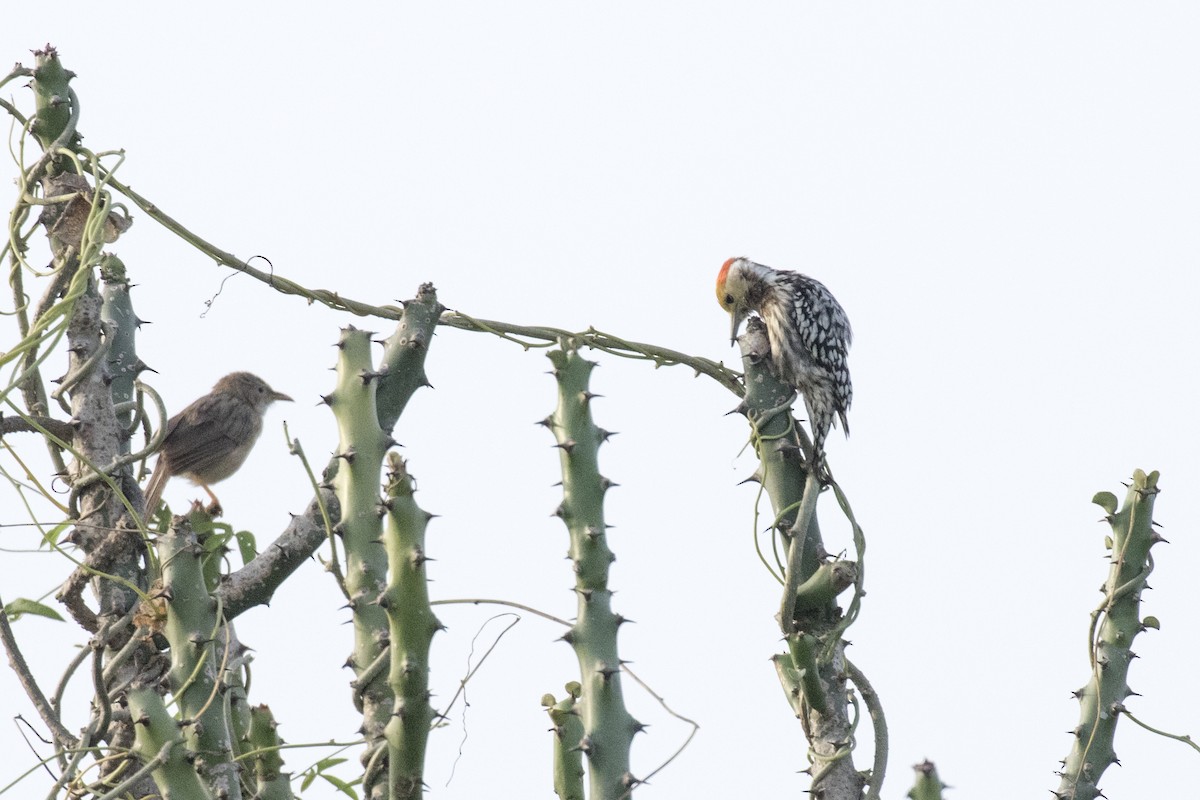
[143,372,292,516]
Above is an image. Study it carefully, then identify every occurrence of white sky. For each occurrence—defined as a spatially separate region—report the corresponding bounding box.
[3,4,1199,799]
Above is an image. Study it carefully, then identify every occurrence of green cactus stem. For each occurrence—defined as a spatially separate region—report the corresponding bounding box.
[99,255,143,453]
[546,345,639,800]
[29,45,80,166]
[907,760,946,800]
[247,705,295,800]
[1055,469,1163,800]
[735,317,863,799]
[157,513,242,799]
[329,325,394,797]
[543,682,585,800]
[376,283,443,432]
[127,685,213,800]
[379,453,440,800]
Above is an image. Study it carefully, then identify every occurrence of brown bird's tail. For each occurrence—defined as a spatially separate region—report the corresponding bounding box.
[142,458,169,520]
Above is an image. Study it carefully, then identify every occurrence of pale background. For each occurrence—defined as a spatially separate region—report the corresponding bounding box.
[3,4,1199,798]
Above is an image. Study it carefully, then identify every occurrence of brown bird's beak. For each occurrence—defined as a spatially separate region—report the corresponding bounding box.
[272,390,294,402]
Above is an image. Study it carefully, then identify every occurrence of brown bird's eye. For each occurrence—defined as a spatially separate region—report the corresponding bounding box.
[724,294,733,305]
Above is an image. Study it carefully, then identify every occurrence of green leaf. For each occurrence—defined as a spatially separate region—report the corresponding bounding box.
[320,773,359,799]
[1092,491,1118,515]
[316,757,347,770]
[235,530,258,564]
[1143,616,1161,630]
[300,771,316,791]
[4,598,64,622]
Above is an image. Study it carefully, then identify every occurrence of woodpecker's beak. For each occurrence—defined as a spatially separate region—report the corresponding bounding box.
[729,310,745,345]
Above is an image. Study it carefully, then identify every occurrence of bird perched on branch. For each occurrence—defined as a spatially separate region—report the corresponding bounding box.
[143,372,292,517]
[716,257,853,465]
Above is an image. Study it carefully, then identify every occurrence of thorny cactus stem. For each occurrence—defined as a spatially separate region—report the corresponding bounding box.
[543,682,586,800]
[1055,469,1163,800]
[380,453,441,800]
[376,282,442,432]
[247,705,294,800]
[735,318,864,800]
[158,514,242,800]
[99,254,144,451]
[29,46,80,160]
[127,685,212,800]
[546,345,639,800]
[328,325,394,798]
[907,760,946,800]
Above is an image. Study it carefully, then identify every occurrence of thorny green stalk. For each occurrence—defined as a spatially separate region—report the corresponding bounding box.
[328,325,394,800]
[1055,470,1163,800]
[380,454,440,800]
[547,345,639,800]
[735,318,868,800]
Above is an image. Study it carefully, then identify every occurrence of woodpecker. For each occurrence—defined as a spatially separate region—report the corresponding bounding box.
[716,256,853,462]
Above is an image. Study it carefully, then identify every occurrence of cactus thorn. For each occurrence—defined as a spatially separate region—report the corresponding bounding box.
[554,440,577,454]
[535,416,555,428]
